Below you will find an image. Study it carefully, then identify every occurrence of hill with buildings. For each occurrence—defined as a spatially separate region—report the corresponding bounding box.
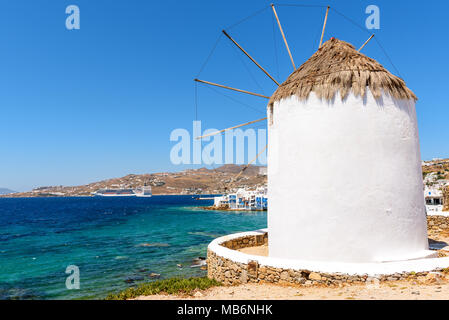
[2,165,267,198]
[422,158,449,180]
[422,158,449,188]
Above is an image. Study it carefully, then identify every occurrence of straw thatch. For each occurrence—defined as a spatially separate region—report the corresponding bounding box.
[269,38,417,110]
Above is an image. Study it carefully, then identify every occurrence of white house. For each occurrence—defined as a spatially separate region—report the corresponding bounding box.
[425,187,444,206]
[213,187,268,210]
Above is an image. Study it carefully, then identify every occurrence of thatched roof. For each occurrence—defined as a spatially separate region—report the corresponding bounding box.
[269,38,417,109]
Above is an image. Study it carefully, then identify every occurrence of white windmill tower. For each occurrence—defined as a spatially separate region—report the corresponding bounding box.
[195,4,434,265]
[267,38,431,263]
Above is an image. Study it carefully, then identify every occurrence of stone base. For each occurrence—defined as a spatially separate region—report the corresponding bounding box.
[207,216,449,286]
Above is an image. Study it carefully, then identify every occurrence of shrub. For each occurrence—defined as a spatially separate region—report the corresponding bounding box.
[105,277,221,300]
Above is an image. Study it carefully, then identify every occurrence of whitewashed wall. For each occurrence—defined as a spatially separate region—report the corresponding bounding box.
[267,90,430,263]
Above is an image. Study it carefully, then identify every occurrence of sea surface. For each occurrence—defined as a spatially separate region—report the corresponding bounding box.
[0,196,267,300]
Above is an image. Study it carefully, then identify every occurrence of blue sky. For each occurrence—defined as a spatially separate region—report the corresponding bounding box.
[1,0,448,191]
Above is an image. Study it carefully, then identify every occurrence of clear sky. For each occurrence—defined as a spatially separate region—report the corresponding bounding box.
[1,0,448,191]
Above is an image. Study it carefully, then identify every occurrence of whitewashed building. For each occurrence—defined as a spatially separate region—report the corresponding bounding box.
[425,186,447,215]
[213,187,268,211]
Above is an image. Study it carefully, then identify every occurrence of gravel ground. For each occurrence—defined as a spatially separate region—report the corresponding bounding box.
[134,278,449,300]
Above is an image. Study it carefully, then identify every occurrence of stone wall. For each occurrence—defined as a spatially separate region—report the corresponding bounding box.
[207,248,448,286]
[444,186,449,212]
[220,233,268,250]
[207,216,449,286]
[427,215,449,238]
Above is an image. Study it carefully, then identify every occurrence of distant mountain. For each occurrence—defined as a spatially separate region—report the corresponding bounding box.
[214,164,264,175]
[0,188,16,195]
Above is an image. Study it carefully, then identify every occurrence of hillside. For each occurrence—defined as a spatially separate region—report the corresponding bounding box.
[0,188,16,195]
[3,165,267,198]
[422,158,449,182]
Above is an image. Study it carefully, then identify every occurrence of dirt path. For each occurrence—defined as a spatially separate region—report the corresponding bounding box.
[134,279,449,300]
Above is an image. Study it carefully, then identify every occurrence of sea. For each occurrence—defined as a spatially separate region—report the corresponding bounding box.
[0,196,267,300]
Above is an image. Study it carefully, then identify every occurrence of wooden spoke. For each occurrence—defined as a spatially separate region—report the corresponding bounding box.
[222,30,280,86]
[195,118,267,140]
[194,79,270,99]
[271,4,296,70]
[358,34,375,52]
[319,6,330,48]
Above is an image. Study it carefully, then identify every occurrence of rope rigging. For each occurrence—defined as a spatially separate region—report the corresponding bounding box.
[193,3,405,193]
[225,5,271,30]
[330,6,403,77]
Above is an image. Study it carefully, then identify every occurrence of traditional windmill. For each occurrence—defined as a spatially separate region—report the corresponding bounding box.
[196,4,432,263]
[267,38,431,263]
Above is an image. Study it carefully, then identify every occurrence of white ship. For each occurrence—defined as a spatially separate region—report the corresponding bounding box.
[92,186,152,197]
[135,186,153,197]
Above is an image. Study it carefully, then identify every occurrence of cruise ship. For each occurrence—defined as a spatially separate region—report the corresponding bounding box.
[92,186,152,197]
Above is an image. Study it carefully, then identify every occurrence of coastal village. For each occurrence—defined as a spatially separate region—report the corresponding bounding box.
[423,159,449,213]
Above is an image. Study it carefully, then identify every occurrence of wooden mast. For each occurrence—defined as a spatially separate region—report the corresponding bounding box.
[194,79,270,99]
[225,145,268,190]
[195,117,267,140]
[319,6,330,48]
[271,3,296,70]
[358,34,375,52]
[226,144,268,190]
[222,30,280,86]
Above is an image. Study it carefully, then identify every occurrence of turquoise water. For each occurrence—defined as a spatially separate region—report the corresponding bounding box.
[0,196,267,300]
